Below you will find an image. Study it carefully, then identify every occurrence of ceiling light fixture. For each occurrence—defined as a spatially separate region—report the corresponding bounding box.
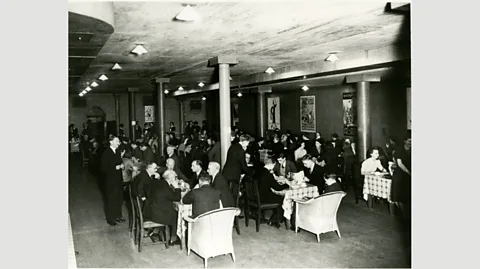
[112,63,122,70]
[178,86,184,91]
[81,90,87,95]
[201,96,207,101]
[302,86,309,91]
[175,5,199,22]
[198,82,205,87]
[265,67,275,74]
[79,93,84,97]
[85,87,92,92]
[325,53,339,62]
[237,93,243,97]
[131,44,148,55]
[99,74,108,81]
[164,89,169,94]
[91,82,99,87]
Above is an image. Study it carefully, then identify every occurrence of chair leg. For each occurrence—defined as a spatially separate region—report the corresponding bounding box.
[138,227,143,252]
[234,216,240,235]
[165,226,170,249]
[245,206,249,227]
[231,252,236,262]
[336,229,342,238]
[256,209,260,232]
[316,234,320,243]
[204,258,208,268]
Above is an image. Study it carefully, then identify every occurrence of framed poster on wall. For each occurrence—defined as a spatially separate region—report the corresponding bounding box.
[267,97,281,130]
[144,105,155,123]
[343,92,357,136]
[300,96,316,133]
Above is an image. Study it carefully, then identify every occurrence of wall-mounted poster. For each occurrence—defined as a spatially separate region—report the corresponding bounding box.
[407,87,411,130]
[300,96,316,133]
[145,105,155,123]
[267,97,281,130]
[343,92,357,136]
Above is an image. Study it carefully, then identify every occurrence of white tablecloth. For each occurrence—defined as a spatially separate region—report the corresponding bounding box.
[363,174,392,203]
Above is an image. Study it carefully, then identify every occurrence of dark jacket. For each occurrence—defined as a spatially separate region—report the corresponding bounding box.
[190,170,204,188]
[255,167,288,204]
[303,164,327,193]
[142,148,155,163]
[182,185,221,218]
[100,147,123,189]
[131,170,154,199]
[143,179,181,225]
[324,182,343,194]
[207,143,221,164]
[132,147,143,160]
[222,143,253,182]
[212,172,235,207]
[273,160,297,178]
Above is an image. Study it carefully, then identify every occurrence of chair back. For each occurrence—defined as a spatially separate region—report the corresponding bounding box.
[243,177,261,206]
[188,207,240,258]
[229,177,244,207]
[133,195,144,224]
[308,191,346,220]
[128,184,137,220]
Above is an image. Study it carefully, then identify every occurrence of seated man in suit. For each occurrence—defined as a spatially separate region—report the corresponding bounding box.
[207,162,235,208]
[143,170,182,245]
[182,174,222,218]
[273,152,297,179]
[131,142,143,160]
[165,145,180,167]
[189,160,204,188]
[140,142,155,163]
[131,161,159,202]
[301,154,326,194]
[323,173,344,194]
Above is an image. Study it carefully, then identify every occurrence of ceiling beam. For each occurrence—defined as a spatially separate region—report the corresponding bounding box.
[172,44,410,97]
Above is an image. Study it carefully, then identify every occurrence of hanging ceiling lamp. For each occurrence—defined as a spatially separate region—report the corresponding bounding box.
[175,5,199,22]
[91,81,99,87]
[131,45,148,55]
[99,74,108,81]
[112,63,122,70]
[302,86,309,91]
[325,53,339,62]
[265,67,275,74]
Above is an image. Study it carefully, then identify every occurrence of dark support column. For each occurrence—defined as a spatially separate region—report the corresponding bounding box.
[346,74,380,161]
[257,86,271,138]
[128,87,138,141]
[208,56,238,168]
[114,94,120,136]
[179,99,185,134]
[156,78,170,156]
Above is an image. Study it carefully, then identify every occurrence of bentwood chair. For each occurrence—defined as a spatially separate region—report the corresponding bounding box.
[133,196,170,252]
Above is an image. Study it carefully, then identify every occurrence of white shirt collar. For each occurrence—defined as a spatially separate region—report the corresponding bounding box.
[110,146,116,153]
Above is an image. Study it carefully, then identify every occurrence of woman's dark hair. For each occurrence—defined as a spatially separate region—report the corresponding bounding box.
[368,146,381,156]
[277,152,286,160]
[331,133,339,139]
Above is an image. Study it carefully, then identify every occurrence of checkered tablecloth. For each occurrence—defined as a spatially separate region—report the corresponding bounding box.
[173,202,192,238]
[363,174,392,203]
[273,184,319,220]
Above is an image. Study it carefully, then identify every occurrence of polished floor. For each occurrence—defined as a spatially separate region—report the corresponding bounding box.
[68,160,411,268]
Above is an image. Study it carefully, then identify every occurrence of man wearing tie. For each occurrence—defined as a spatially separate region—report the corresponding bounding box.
[101,135,125,226]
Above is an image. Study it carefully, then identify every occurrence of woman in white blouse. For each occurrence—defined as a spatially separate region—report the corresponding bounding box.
[361,147,387,175]
[294,141,308,161]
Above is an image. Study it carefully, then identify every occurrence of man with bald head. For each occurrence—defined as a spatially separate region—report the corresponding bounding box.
[158,158,189,184]
[207,162,234,207]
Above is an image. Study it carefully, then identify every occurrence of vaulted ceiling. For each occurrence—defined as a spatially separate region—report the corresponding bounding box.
[68,1,410,96]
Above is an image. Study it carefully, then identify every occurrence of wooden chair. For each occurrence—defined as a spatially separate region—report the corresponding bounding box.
[243,177,282,232]
[185,208,240,268]
[127,184,136,242]
[81,149,89,167]
[294,191,346,242]
[133,196,170,252]
[229,178,243,235]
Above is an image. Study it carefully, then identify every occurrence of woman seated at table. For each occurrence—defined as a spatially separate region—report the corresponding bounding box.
[361,147,387,176]
[143,170,182,245]
[254,158,289,227]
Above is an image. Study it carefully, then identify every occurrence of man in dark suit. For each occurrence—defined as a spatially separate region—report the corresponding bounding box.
[165,145,180,167]
[301,154,326,193]
[157,158,190,184]
[131,162,159,201]
[140,142,155,163]
[182,174,221,218]
[142,170,182,245]
[273,152,297,178]
[189,160,204,188]
[100,135,125,226]
[222,134,254,184]
[208,162,235,207]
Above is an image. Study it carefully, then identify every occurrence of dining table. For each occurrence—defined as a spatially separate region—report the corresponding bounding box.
[272,183,319,225]
[363,173,395,215]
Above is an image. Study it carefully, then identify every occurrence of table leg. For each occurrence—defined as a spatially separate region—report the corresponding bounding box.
[285,220,291,230]
[367,195,373,208]
[180,235,185,250]
[389,202,395,215]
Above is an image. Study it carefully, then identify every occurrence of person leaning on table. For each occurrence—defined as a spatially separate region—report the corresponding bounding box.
[360,146,387,175]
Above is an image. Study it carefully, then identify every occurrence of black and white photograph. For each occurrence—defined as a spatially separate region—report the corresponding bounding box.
[66,1,413,268]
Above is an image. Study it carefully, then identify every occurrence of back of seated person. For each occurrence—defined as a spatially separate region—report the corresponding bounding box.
[182,174,221,218]
[323,173,343,194]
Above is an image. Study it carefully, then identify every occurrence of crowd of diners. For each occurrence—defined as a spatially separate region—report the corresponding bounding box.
[69,120,411,244]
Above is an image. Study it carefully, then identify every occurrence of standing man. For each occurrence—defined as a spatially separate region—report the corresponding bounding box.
[101,135,125,226]
[207,162,234,208]
[222,134,254,184]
